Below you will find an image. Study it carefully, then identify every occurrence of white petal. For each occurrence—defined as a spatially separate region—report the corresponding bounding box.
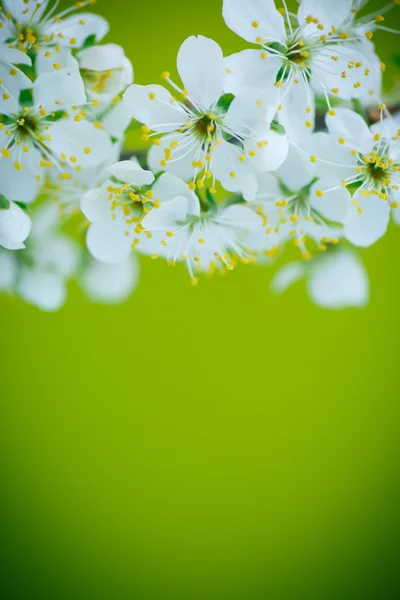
[253,172,281,202]
[17,268,66,311]
[107,160,154,186]
[81,183,111,223]
[78,44,125,71]
[212,140,258,195]
[31,234,80,277]
[244,129,289,172]
[0,248,17,290]
[47,119,114,168]
[3,0,49,23]
[224,90,279,137]
[278,143,315,191]
[141,197,190,231]
[278,78,315,142]
[306,132,356,184]
[218,204,261,229]
[0,201,31,250]
[222,0,286,44]
[224,50,281,95]
[0,145,42,204]
[326,108,373,154]
[81,255,139,304]
[152,173,200,215]
[33,63,86,110]
[298,0,352,30]
[124,84,187,132]
[147,135,197,180]
[30,202,60,238]
[177,36,226,109]
[45,13,109,47]
[34,46,75,76]
[86,215,132,264]
[0,46,32,67]
[101,97,133,139]
[271,262,306,294]
[308,249,369,309]
[310,180,351,223]
[345,194,390,247]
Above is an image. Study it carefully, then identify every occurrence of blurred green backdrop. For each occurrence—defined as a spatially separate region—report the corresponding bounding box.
[2,1,400,598]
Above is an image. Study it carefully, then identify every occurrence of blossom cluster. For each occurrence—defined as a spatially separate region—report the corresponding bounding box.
[0,0,399,311]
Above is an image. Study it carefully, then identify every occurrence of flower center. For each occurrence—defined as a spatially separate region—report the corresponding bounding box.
[287,40,311,66]
[15,113,41,139]
[193,112,219,140]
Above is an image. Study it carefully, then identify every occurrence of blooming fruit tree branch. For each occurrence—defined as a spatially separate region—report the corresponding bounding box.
[0,0,399,310]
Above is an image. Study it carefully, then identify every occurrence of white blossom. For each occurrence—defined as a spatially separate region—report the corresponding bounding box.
[124,35,288,198]
[0,66,114,203]
[222,0,382,129]
[311,108,400,247]
[80,255,139,304]
[13,202,80,311]
[0,196,31,249]
[271,246,369,309]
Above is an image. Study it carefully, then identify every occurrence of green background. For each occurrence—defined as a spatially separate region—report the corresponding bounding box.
[2,1,400,598]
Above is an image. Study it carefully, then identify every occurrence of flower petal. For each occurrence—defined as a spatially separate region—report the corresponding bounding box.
[310,180,351,223]
[81,183,111,223]
[107,160,155,186]
[47,119,114,169]
[271,262,307,294]
[141,197,190,231]
[278,143,315,191]
[124,84,187,132]
[224,90,279,136]
[0,145,42,204]
[345,193,390,247]
[0,201,32,250]
[307,249,369,309]
[152,173,200,216]
[78,43,125,71]
[177,35,226,109]
[224,50,281,95]
[326,108,373,155]
[17,268,66,311]
[86,214,133,264]
[33,62,86,110]
[298,0,352,30]
[222,0,286,44]
[244,129,289,172]
[80,255,139,304]
[45,13,109,47]
[147,134,197,180]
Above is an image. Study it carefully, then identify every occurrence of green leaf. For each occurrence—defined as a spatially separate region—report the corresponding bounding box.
[81,34,97,50]
[216,93,235,113]
[14,201,29,210]
[19,88,33,107]
[0,195,11,210]
[268,42,286,54]
[270,120,286,135]
[205,188,218,213]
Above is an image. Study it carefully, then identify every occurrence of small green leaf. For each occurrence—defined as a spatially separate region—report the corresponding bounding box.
[14,201,29,210]
[19,88,33,107]
[0,195,11,210]
[268,42,286,54]
[81,34,97,50]
[216,93,235,113]
[270,120,286,135]
[205,188,218,213]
